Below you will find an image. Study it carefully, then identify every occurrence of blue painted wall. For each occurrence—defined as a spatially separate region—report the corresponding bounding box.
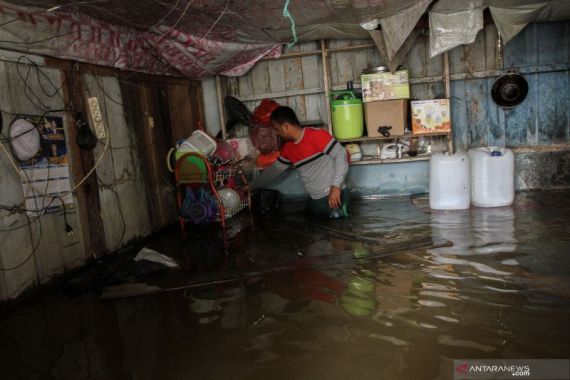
[451,22,570,149]
[270,22,570,199]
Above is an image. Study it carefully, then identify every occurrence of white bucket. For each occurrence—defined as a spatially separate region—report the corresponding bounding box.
[429,151,471,210]
[178,130,217,157]
[469,147,514,207]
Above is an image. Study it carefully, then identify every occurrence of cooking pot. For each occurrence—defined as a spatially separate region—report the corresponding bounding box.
[491,70,528,109]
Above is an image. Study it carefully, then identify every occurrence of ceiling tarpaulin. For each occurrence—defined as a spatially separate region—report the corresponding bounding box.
[428,0,485,58]
[0,0,433,79]
[0,1,283,79]
[488,0,570,43]
[0,0,569,79]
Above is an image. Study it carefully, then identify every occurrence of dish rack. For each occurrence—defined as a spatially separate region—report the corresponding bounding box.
[174,152,251,234]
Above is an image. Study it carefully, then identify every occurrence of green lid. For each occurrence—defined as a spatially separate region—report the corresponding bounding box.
[330,90,362,106]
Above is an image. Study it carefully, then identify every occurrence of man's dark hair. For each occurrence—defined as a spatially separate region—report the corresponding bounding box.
[270,106,300,126]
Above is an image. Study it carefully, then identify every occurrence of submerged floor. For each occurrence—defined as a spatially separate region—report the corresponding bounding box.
[1,191,570,379]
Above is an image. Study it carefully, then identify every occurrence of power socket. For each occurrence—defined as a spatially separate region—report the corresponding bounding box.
[87,97,106,140]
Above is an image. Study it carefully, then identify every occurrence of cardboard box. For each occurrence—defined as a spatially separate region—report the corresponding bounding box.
[361,69,410,102]
[364,100,408,137]
[411,99,451,134]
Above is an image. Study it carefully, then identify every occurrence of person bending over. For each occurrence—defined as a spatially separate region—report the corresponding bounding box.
[250,106,350,219]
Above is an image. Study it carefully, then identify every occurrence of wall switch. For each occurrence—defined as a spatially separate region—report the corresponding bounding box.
[87,97,106,139]
[148,116,155,129]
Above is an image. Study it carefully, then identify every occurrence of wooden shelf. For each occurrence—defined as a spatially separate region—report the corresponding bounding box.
[349,155,431,166]
[338,131,450,143]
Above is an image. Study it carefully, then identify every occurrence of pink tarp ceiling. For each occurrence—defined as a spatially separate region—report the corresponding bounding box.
[0,0,568,79]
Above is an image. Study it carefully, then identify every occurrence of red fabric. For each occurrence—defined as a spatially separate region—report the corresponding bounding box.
[252,99,280,127]
[249,125,280,154]
[280,128,334,165]
[256,151,280,168]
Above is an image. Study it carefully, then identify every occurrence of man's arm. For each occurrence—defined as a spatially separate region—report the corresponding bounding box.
[250,157,290,190]
[329,141,349,188]
[327,141,349,208]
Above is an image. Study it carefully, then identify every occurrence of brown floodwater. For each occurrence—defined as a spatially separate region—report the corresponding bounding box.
[1,191,570,380]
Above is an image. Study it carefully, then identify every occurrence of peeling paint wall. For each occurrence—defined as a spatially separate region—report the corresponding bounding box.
[450,22,570,149]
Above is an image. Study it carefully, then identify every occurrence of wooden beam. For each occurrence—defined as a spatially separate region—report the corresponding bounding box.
[44,56,192,86]
[216,75,227,140]
[320,40,332,134]
[239,87,324,102]
[260,43,375,62]
[443,52,453,154]
[61,70,106,258]
[327,43,375,53]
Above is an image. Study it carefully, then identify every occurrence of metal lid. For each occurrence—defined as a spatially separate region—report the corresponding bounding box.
[362,66,389,74]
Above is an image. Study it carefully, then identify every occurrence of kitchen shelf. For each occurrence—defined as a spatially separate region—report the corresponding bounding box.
[338,131,450,143]
[349,155,431,166]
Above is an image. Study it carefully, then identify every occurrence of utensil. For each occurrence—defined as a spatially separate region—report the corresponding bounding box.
[218,188,240,210]
[491,70,528,109]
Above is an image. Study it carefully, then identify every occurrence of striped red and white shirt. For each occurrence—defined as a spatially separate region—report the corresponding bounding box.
[251,128,349,199]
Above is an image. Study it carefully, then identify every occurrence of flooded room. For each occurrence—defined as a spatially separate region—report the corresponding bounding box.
[0,1,569,379]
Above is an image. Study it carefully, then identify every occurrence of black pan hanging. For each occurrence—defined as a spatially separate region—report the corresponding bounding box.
[491,70,528,109]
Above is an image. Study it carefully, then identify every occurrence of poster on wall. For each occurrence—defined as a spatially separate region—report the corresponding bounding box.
[16,115,74,217]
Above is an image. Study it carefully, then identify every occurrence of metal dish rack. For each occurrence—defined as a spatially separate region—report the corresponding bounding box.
[174,152,251,235]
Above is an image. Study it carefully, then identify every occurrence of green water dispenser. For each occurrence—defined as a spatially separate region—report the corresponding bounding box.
[330,91,364,139]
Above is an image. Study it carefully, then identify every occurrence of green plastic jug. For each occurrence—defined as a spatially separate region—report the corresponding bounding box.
[330,91,364,139]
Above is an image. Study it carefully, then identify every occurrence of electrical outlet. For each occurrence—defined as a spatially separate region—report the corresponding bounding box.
[148,116,155,129]
[87,97,106,139]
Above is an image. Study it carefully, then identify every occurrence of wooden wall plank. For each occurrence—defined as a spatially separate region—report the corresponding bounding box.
[283,45,306,119]
[448,45,465,75]
[269,58,286,93]
[484,24,498,70]
[505,23,538,68]
[450,80,468,150]
[485,77,505,146]
[410,82,445,100]
[464,30,486,73]
[301,41,322,121]
[464,78,489,147]
[425,36,443,77]
[538,22,568,65]
[226,77,240,97]
[537,71,569,144]
[251,60,270,95]
[62,70,105,258]
[238,74,254,100]
[328,40,353,87]
[505,73,537,146]
[351,39,374,82]
[407,36,427,78]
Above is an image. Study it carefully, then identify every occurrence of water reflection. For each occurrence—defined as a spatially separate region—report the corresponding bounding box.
[2,194,570,379]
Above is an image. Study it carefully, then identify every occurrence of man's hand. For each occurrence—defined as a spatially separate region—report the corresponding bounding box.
[328,186,342,209]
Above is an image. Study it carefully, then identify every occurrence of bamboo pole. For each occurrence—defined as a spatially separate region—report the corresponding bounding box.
[215,75,227,140]
[443,52,454,153]
[260,43,375,62]
[321,39,333,134]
